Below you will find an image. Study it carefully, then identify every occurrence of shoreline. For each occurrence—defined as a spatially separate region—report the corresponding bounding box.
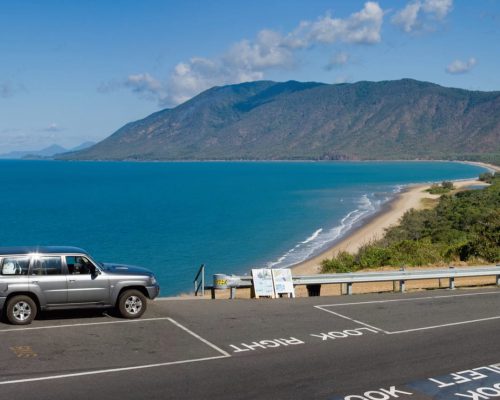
[460,160,500,173]
[291,178,489,275]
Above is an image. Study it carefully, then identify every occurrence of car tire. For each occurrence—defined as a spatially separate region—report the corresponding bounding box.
[117,289,147,319]
[5,295,37,325]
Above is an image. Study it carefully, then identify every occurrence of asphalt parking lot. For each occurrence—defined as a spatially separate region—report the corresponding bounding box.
[1,287,500,399]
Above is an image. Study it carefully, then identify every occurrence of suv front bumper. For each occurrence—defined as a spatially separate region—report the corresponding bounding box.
[146,284,160,299]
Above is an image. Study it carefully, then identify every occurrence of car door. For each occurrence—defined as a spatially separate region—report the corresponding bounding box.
[65,256,110,304]
[29,255,68,305]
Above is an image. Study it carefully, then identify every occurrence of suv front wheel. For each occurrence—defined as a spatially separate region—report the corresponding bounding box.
[117,289,147,319]
[5,295,37,325]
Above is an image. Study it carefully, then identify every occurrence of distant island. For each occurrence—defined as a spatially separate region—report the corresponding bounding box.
[0,142,95,160]
[58,79,500,164]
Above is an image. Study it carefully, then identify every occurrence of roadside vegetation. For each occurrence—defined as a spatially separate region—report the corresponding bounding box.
[322,173,500,273]
[425,181,455,194]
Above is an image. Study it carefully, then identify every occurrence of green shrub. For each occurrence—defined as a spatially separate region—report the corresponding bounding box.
[321,252,356,273]
[426,181,455,194]
[387,239,442,266]
[441,181,454,190]
[321,175,500,272]
[479,172,494,183]
[356,245,391,268]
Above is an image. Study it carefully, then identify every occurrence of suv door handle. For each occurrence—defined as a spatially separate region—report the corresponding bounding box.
[69,279,76,283]
[31,280,39,284]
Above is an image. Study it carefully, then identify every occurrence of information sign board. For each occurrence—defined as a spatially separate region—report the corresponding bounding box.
[272,268,295,297]
[251,268,275,298]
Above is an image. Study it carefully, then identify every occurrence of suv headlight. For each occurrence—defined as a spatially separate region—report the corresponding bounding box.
[150,276,157,285]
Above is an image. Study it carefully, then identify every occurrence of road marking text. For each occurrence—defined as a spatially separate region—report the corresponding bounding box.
[229,327,376,353]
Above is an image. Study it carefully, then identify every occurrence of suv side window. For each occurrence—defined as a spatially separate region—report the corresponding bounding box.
[66,256,94,275]
[31,256,63,275]
[0,257,30,275]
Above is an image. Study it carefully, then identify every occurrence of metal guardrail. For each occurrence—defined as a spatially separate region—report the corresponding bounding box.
[193,264,205,297]
[211,265,500,299]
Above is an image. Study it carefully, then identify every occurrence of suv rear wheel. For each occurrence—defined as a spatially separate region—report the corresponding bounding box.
[117,289,147,319]
[5,295,37,325]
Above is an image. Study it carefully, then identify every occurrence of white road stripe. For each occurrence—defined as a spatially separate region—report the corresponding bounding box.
[167,317,231,357]
[0,317,171,333]
[315,290,500,335]
[0,317,231,386]
[315,290,500,308]
[0,355,228,386]
[388,315,500,334]
[315,306,389,334]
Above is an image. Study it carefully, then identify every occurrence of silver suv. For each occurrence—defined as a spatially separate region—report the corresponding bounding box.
[0,246,160,325]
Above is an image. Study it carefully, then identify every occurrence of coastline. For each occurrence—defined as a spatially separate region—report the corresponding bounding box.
[460,160,500,173]
[291,178,488,275]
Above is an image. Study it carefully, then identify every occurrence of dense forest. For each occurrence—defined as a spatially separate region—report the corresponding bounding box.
[321,173,500,273]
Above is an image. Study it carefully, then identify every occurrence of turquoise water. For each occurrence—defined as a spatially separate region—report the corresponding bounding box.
[0,160,486,295]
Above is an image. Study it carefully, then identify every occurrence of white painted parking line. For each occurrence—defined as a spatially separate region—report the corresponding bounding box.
[0,355,229,386]
[167,317,231,357]
[0,317,230,386]
[0,317,172,333]
[387,315,500,334]
[315,290,500,308]
[315,290,500,335]
[314,306,388,334]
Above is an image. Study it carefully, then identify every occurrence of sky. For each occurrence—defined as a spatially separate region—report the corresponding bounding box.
[1,0,499,152]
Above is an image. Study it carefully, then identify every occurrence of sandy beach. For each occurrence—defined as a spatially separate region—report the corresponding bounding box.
[291,177,490,275]
[460,161,500,173]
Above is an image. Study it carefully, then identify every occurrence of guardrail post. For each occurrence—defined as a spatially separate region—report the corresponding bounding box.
[399,267,406,293]
[201,266,205,296]
[347,282,353,295]
[496,275,500,286]
[449,266,455,290]
[230,287,236,299]
[194,264,205,297]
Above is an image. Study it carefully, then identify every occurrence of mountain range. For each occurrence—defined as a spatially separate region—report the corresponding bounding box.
[59,79,500,162]
[0,142,95,159]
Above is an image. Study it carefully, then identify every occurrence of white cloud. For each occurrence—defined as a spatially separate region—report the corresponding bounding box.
[308,2,384,44]
[422,0,453,20]
[227,30,294,70]
[325,52,350,70]
[124,73,166,101]
[107,2,385,107]
[446,57,477,74]
[392,2,422,32]
[166,58,235,105]
[392,0,453,32]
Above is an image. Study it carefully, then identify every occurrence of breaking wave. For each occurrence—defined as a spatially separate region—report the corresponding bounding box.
[267,192,392,269]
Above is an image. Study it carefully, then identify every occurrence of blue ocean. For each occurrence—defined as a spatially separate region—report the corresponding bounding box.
[0,160,486,295]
